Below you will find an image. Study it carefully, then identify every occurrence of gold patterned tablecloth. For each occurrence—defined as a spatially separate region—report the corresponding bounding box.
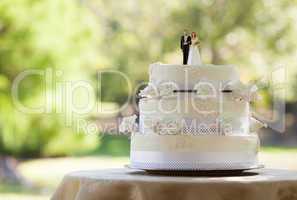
[51,168,297,200]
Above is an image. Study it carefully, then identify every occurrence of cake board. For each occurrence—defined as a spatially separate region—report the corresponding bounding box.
[126,164,264,176]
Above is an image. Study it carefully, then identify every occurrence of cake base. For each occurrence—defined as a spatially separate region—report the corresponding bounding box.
[126,164,264,176]
[127,164,263,172]
[130,134,260,171]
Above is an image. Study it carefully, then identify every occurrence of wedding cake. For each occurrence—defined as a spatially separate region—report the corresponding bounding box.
[120,33,265,171]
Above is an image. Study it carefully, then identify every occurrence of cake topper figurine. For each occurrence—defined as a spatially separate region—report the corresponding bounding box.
[180,29,191,65]
[181,30,202,65]
[188,32,202,65]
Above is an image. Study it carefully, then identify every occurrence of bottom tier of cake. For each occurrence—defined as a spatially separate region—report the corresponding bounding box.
[130,134,260,170]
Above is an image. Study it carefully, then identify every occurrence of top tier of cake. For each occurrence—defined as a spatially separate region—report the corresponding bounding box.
[149,63,239,89]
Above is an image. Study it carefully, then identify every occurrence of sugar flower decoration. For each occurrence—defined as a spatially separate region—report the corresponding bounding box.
[119,115,138,133]
[223,81,259,102]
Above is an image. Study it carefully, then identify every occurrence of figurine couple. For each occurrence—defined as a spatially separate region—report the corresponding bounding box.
[180,29,202,65]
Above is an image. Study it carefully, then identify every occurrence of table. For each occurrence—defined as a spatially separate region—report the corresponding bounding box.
[51,168,297,200]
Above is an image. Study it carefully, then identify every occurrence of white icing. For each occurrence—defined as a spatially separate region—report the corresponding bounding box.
[151,118,181,135]
[158,82,178,97]
[139,94,250,135]
[149,63,239,89]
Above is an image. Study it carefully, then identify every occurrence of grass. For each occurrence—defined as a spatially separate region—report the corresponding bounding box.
[18,156,129,188]
[0,146,296,200]
[261,146,297,153]
[0,194,48,200]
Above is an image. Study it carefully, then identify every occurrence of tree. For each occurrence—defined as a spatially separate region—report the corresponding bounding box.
[0,0,99,183]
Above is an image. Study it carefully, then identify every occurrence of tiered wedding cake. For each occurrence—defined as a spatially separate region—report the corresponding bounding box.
[120,62,265,171]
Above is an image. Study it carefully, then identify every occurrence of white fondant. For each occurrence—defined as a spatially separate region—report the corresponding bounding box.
[139,94,250,135]
[130,134,259,170]
[149,63,239,89]
[129,62,264,170]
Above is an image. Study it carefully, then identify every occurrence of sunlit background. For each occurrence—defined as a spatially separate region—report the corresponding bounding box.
[0,0,296,199]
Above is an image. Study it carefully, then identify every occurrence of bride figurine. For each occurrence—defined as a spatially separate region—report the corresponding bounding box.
[187,32,202,65]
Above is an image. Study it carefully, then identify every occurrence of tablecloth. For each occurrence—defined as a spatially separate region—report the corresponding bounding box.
[51,168,297,200]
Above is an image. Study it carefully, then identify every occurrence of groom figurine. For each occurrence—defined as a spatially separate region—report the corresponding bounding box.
[180,29,192,65]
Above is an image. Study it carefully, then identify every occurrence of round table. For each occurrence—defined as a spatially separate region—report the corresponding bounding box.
[51,168,297,200]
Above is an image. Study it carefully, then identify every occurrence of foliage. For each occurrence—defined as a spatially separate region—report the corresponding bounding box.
[92,135,130,157]
[0,0,296,157]
[0,0,99,157]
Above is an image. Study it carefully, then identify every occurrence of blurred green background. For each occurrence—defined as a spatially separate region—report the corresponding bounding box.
[0,0,296,199]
